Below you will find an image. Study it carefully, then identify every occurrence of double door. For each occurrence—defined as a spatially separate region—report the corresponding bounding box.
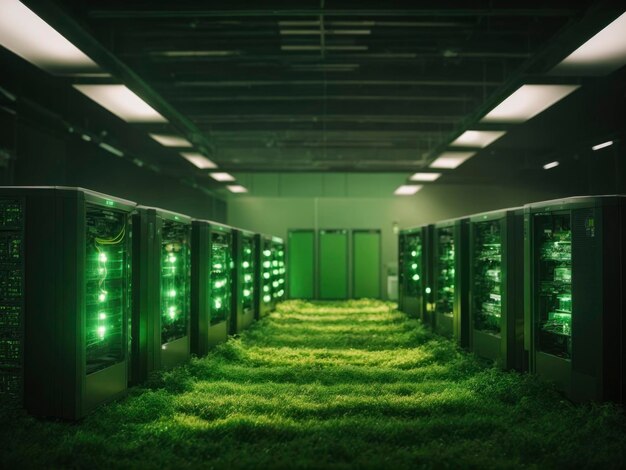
[288,229,381,300]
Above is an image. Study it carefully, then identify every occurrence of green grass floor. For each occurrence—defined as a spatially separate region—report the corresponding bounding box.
[2,300,626,468]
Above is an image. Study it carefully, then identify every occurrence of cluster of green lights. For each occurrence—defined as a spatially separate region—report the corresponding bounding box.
[262,246,273,303]
[210,236,232,324]
[242,240,254,303]
[96,250,109,340]
[163,248,180,322]
[403,234,424,298]
[272,245,286,300]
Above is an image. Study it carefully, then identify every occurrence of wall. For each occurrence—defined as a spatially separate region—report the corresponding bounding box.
[2,101,226,221]
[227,182,565,299]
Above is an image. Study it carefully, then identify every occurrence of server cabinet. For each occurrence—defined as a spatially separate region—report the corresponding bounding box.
[191,221,233,355]
[398,225,434,323]
[232,228,257,334]
[319,230,349,299]
[433,218,469,346]
[256,234,274,318]
[131,207,191,384]
[271,237,286,304]
[287,230,315,299]
[353,230,381,299]
[0,187,135,419]
[469,208,525,370]
[525,196,625,403]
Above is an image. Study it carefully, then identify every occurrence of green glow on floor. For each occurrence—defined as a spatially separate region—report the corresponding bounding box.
[1,300,625,467]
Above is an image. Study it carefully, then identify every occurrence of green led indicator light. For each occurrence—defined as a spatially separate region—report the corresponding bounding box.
[425,287,432,294]
[105,200,115,207]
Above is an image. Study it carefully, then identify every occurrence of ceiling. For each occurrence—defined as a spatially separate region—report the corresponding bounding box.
[3,1,626,196]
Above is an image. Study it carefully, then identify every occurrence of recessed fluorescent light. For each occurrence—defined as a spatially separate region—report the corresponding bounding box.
[180,152,218,169]
[81,134,92,142]
[551,12,626,76]
[543,161,560,170]
[99,142,124,157]
[210,172,236,182]
[0,0,101,75]
[592,140,614,151]
[394,185,423,196]
[450,130,507,148]
[73,85,167,123]
[429,151,476,169]
[227,185,248,193]
[480,85,579,123]
[410,172,442,182]
[149,133,193,147]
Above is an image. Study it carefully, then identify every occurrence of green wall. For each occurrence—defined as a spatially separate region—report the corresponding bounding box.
[227,178,563,300]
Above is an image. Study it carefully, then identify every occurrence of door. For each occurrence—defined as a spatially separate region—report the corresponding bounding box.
[353,230,381,298]
[319,230,348,299]
[288,230,315,299]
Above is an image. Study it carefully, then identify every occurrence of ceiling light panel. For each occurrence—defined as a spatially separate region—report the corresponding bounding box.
[210,172,236,182]
[394,185,423,196]
[410,172,442,182]
[450,130,507,148]
[551,12,626,76]
[149,133,193,147]
[180,152,217,169]
[227,185,248,193]
[480,85,579,124]
[592,140,614,151]
[74,85,167,123]
[543,161,560,170]
[429,151,476,169]
[0,0,101,75]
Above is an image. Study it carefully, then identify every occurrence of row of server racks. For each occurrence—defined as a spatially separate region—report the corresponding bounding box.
[0,187,286,419]
[399,196,625,404]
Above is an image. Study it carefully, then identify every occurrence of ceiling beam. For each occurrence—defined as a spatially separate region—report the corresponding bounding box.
[169,79,502,87]
[88,9,578,19]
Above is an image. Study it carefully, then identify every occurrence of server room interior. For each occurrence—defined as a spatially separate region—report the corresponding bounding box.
[1,1,626,468]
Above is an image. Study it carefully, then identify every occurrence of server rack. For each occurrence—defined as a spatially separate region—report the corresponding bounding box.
[398,225,434,324]
[191,221,233,355]
[231,228,257,334]
[256,234,274,318]
[0,186,135,419]
[433,217,470,346]
[524,196,625,402]
[469,208,525,370]
[271,236,286,304]
[131,207,191,384]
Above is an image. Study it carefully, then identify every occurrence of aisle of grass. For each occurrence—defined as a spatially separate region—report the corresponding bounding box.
[2,300,626,468]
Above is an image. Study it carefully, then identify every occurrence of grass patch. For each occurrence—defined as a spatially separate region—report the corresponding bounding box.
[1,299,625,468]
